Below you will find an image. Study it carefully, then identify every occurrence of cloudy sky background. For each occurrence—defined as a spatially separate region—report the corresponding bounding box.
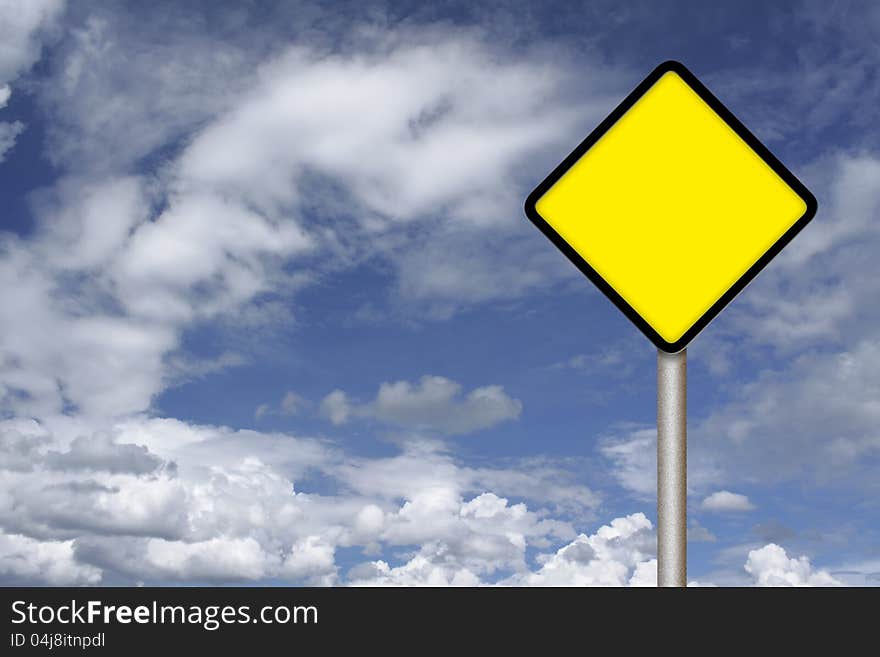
[1,0,878,586]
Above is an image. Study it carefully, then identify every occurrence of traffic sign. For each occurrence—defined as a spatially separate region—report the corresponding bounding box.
[524,60,817,352]
[524,60,818,586]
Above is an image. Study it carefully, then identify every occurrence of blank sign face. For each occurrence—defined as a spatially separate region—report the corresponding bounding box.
[525,61,816,352]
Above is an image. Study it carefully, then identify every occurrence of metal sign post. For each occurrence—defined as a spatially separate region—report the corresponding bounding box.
[657,349,686,587]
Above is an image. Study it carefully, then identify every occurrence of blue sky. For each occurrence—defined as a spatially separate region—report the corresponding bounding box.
[0,0,878,586]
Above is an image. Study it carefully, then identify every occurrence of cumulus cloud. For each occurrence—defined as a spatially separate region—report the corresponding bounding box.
[282,536,337,585]
[0,410,843,586]
[372,377,522,434]
[745,544,841,586]
[0,532,101,586]
[508,513,655,587]
[319,375,522,435]
[349,490,572,584]
[146,537,272,582]
[348,553,481,587]
[701,491,755,513]
[44,433,171,476]
[0,415,598,584]
[347,514,840,587]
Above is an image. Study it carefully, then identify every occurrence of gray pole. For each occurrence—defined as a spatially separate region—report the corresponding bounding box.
[657,349,687,587]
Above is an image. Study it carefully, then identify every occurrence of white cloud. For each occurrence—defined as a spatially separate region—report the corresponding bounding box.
[824,557,880,586]
[38,10,262,172]
[0,176,310,419]
[31,176,150,270]
[0,407,846,586]
[464,458,599,518]
[332,439,594,516]
[0,531,101,586]
[0,0,64,162]
[599,426,722,500]
[370,376,521,434]
[393,229,575,318]
[188,32,601,316]
[694,338,880,486]
[282,536,338,585]
[348,553,481,587]
[0,20,616,425]
[280,391,304,416]
[701,491,755,513]
[745,544,841,587]
[0,415,598,584]
[719,155,880,352]
[349,527,846,587]
[0,119,23,162]
[688,520,718,543]
[0,232,177,417]
[377,490,567,576]
[112,192,312,324]
[601,335,880,496]
[44,432,170,476]
[599,428,656,497]
[506,513,655,587]
[628,559,658,587]
[253,391,307,421]
[321,375,522,435]
[175,34,583,226]
[35,12,623,320]
[319,390,351,426]
[144,537,271,582]
[0,0,64,84]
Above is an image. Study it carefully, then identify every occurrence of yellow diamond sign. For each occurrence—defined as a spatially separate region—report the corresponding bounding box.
[525,61,817,352]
